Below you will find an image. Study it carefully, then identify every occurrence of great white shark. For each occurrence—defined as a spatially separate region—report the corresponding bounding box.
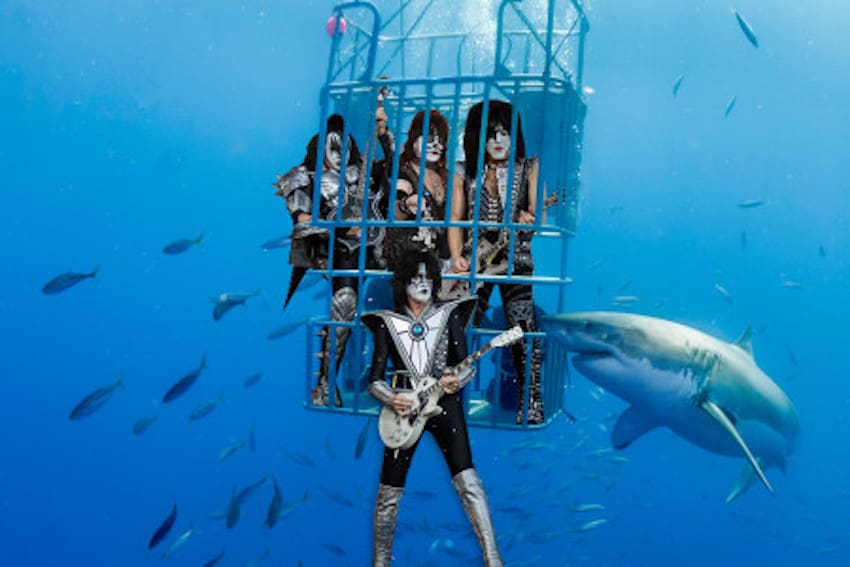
[543,311,800,501]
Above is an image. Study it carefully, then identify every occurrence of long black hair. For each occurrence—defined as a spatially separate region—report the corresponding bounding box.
[302,114,362,171]
[462,99,525,180]
[391,249,442,310]
[399,109,450,185]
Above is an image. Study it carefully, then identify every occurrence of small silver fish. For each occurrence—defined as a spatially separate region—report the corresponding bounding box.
[780,280,804,290]
[163,354,206,403]
[260,235,291,251]
[733,9,759,48]
[188,395,224,421]
[161,525,194,559]
[574,518,608,532]
[611,295,640,305]
[281,449,317,468]
[672,74,684,97]
[265,477,283,528]
[354,417,372,460]
[132,415,158,435]
[243,372,263,387]
[163,232,204,255]
[70,377,123,420]
[201,546,226,567]
[212,290,260,321]
[217,440,247,463]
[43,266,99,295]
[714,283,734,305]
[226,486,240,529]
[148,502,178,549]
[266,319,307,340]
[738,198,767,209]
[573,503,606,513]
[725,95,737,118]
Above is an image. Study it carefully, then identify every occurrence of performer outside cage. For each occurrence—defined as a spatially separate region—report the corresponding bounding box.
[361,250,502,567]
[448,99,545,424]
[384,109,451,272]
[275,109,394,406]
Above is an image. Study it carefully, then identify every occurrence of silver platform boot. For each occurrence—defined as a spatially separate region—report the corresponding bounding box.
[313,286,357,407]
[452,469,503,567]
[373,484,404,567]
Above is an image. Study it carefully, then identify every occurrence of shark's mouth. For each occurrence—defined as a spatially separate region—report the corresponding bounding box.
[571,349,614,364]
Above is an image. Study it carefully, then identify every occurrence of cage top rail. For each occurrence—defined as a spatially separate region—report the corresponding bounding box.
[327,0,588,89]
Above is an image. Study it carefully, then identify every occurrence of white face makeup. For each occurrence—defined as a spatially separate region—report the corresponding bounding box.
[485,123,511,163]
[324,132,342,171]
[406,262,433,304]
[414,133,444,164]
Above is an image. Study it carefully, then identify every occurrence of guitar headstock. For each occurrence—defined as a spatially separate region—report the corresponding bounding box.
[543,192,560,209]
[492,325,524,348]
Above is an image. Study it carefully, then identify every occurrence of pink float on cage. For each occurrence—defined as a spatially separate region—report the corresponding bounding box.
[325,15,347,36]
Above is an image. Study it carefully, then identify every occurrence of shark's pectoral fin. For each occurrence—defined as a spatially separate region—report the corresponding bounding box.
[612,406,659,449]
[701,400,773,495]
[726,458,762,503]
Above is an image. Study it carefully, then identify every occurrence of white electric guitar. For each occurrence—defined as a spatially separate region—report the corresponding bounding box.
[378,326,524,449]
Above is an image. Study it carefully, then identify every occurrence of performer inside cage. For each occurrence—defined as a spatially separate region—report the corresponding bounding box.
[275,109,394,406]
[448,99,545,424]
[384,109,451,272]
[361,250,502,567]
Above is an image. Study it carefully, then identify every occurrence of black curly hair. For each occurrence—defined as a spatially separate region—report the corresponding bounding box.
[391,249,442,310]
[462,99,525,179]
[302,114,362,171]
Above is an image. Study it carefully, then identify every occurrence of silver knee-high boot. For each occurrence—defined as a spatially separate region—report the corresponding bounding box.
[373,484,404,567]
[452,469,503,567]
[313,286,357,407]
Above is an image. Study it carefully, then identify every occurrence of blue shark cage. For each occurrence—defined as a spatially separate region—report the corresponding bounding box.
[299,0,588,428]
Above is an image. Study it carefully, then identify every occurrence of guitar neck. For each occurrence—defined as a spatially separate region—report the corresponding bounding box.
[465,193,560,268]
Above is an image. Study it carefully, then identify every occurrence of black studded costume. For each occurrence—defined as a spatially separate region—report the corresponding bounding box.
[362,292,502,566]
[452,99,544,425]
[383,109,452,272]
[458,157,544,424]
[275,113,394,406]
[384,161,450,270]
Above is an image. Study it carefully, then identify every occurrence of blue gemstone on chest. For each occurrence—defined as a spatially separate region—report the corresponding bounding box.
[410,321,427,340]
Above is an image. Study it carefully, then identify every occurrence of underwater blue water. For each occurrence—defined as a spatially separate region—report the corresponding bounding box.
[2,1,848,565]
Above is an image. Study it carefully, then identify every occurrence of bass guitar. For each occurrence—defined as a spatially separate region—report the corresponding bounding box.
[378,326,524,449]
[439,192,560,300]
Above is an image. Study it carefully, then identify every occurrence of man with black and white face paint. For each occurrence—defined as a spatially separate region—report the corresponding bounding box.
[324,131,343,172]
[414,131,444,165]
[405,262,433,305]
[448,99,545,426]
[362,250,503,567]
[275,109,396,408]
[384,109,453,272]
[484,122,510,164]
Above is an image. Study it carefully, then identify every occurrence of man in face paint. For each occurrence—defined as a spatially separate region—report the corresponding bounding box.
[361,250,502,567]
[275,110,395,407]
[448,99,545,425]
[385,109,452,271]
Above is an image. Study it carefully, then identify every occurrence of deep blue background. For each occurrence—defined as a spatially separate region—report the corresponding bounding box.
[2,1,848,565]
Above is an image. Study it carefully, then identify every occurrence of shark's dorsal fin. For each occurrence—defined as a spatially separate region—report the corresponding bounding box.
[701,400,773,495]
[611,406,659,449]
[733,324,754,357]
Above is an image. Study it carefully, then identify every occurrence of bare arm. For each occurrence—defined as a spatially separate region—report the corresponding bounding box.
[395,178,415,219]
[448,172,469,273]
[518,159,539,225]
